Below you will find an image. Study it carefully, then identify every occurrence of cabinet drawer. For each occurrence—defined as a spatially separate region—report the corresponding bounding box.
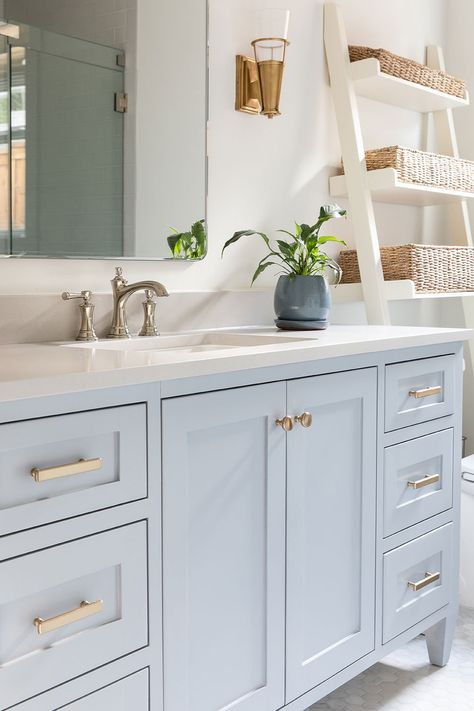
[0,522,148,709]
[385,355,455,431]
[59,670,149,710]
[383,524,453,644]
[383,429,454,537]
[0,404,147,535]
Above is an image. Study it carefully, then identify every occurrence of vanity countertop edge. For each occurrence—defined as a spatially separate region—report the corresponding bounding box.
[0,324,470,402]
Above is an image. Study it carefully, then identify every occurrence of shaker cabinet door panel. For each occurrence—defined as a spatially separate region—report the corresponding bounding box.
[162,383,287,711]
[286,368,377,702]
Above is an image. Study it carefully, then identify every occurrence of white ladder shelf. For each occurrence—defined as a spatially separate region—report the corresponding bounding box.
[324,3,474,447]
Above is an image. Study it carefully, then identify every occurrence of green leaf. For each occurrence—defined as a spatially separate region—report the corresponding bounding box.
[276,229,296,239]
[251,259,282,285]
[276,240,296,258]
[167,232,184,254]
[309,204,347,234]
[299,223,313,243]
[316,235,347,246]
[191,219,207,257]
[319,203,347,220]
[325,258,343,284]
[221,230,270,257]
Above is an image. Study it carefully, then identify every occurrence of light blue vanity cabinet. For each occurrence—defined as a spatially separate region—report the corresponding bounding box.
[161,383,287,711]
[285,369,377,701]
[0,338,466,711]
[58,670,150,710]
[161,367,378,710]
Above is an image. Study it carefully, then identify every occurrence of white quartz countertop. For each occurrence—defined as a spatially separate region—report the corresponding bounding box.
[0,324,470,402]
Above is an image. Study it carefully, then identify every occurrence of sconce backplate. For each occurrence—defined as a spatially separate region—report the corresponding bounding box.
[235,55,261,115]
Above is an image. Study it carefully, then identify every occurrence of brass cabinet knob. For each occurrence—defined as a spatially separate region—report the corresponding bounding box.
[275,416,294,432]
[295,412,313,428]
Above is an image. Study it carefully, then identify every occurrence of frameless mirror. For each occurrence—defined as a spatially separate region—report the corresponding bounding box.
[0,0,208,260]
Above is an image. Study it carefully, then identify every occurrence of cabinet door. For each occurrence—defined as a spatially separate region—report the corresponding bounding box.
[162,383,286,711]
[286,368,377,702]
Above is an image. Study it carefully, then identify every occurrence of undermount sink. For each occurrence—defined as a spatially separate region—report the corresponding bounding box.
[62,331,315,359]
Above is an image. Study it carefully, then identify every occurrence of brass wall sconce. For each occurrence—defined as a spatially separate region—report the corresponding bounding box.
[235,10,290,119]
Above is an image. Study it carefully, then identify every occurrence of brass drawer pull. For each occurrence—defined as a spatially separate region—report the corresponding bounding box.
[33,599,103,635]
[407,572,440,592]
[294,412,313,429]
[275,416,293,432]
[407,474,441,490]
[31,457,103,483]
[408,386,442,399]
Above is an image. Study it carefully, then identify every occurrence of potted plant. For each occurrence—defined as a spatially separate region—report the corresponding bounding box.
[167,219,207,260]
[222,204,347,330]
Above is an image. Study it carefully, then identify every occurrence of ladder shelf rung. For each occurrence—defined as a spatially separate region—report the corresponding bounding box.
[330,168,474,206]
[350,57,470,113]
[332,280,474,304]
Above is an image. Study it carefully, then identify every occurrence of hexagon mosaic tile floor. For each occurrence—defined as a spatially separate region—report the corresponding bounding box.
[309,608,474,711]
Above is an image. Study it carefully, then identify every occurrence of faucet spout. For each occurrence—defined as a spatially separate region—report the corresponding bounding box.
[108,268,169,339]
[119,280,169,301]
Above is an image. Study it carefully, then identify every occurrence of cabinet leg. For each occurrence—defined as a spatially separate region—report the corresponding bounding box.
[425,614,457,667]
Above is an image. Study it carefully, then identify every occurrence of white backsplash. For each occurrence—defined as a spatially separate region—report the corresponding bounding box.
[0,289,277,345]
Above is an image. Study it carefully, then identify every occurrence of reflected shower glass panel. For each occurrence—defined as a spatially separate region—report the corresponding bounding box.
[0,37,9,254]
[11,36,124,257]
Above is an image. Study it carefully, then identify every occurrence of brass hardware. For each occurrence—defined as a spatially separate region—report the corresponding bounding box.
[33,599,103,635]
[294,412,313,428]
[0,22,20,39]
[62,290,98,342]
[409,385,442,399]
[31,458,102,483]
[114,92,128,113]
[235,56,261,114]
[407,572,440,592]
[108,267,168,339]
[139,290,159,337]
[407,474,441,490]
[276,416,294,432]
[236,36,290,118]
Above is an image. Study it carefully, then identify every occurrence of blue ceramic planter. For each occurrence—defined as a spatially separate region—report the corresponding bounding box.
[274,274,331,330]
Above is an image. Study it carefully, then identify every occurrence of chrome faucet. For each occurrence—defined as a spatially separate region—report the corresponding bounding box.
[108,267,169,339]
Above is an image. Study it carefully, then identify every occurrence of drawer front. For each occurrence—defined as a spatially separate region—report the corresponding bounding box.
[59,670,149,710]
[383,429,454,537]
[0,404,147,534]
[0,522,148,709]
[383,523,453,644]
[385,355,455,431]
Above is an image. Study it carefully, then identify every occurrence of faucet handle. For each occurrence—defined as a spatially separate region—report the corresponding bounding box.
[62,290,93,305]
[61,290,98,342]
[113,266,128,286]
[139,290,159,337]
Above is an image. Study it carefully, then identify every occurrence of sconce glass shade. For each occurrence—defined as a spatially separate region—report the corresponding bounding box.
[256,9,290,41]
[251,10,290,118]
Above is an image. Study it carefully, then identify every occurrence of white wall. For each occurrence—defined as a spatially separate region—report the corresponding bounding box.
[0,0,449,298]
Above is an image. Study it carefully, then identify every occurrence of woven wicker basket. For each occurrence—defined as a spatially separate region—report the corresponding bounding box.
[348,45,467,99]
[340,244,474,293]
[352,146,474,193]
